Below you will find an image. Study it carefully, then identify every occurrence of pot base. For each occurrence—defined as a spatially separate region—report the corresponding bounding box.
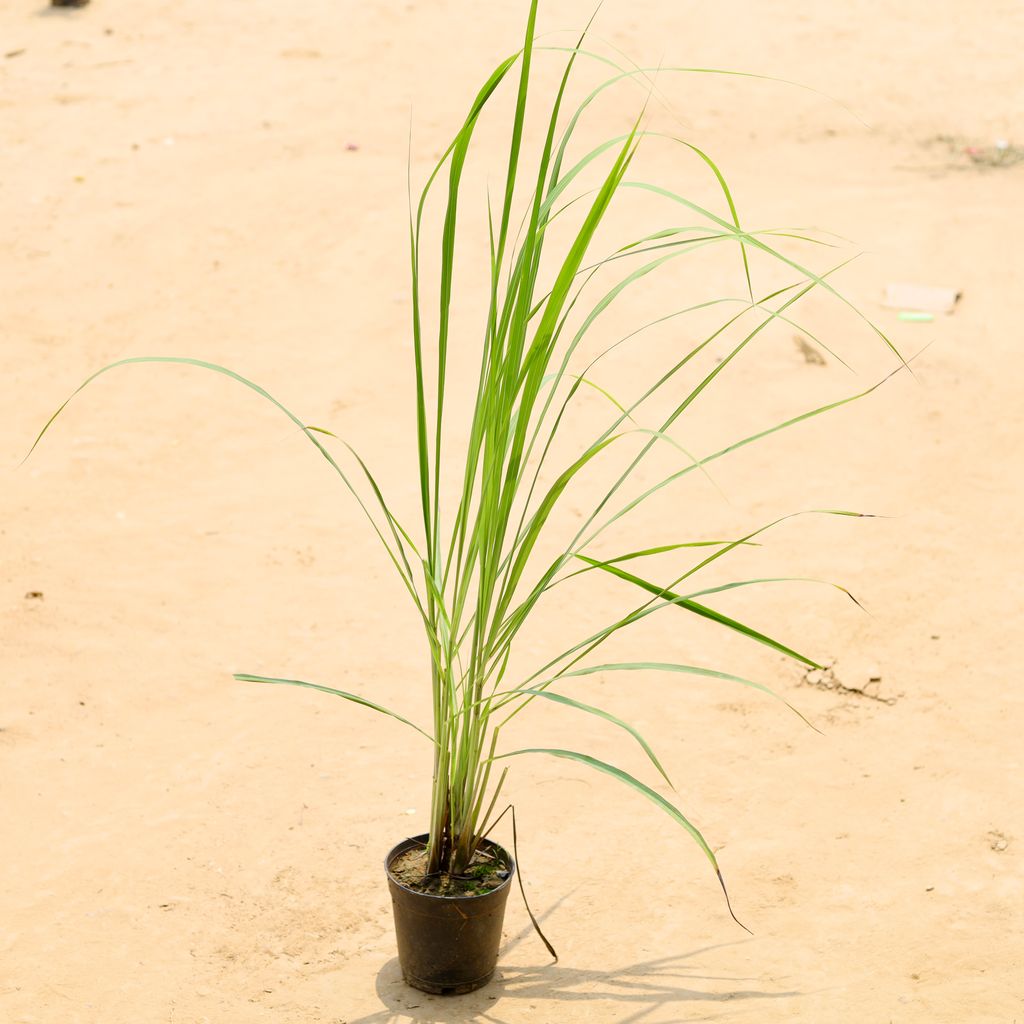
[401,968,495,996]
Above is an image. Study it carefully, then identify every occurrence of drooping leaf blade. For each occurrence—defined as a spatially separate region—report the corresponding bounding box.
[497,747,749,931]
[235,673,435,743]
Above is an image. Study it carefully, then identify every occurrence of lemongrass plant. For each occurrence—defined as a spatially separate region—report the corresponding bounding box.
[31,0,903,925]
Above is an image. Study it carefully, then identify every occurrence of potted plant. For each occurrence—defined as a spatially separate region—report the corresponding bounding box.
[29,0,904,997]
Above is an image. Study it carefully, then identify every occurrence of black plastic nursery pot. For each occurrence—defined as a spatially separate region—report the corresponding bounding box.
[385,834,515,995]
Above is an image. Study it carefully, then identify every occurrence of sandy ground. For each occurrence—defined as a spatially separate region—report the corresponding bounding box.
[3,1,1023,1021]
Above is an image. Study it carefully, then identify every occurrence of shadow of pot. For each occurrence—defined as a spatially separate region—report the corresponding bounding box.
[385,834,515,995]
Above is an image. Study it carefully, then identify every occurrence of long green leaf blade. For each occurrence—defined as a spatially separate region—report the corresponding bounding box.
[577,556,822,668]
[497,747,749,931]
[235,673,434,743]
[512,689,673,785]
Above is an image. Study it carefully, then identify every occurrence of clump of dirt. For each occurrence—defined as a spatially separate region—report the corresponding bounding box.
[801,659,898,705]
[389,844,510,897]
[926,134,1024,170]
[987,830,1010,853]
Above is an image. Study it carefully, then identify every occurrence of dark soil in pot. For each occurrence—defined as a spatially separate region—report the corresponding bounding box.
[385,834,515,995]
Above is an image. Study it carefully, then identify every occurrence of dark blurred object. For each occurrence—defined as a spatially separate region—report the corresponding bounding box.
[51,0,91,7]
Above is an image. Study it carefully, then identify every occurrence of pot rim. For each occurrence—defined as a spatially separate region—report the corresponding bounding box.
[385,832,516,903]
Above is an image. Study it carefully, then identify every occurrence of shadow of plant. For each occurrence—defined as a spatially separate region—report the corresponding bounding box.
[348,940,799,1024]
